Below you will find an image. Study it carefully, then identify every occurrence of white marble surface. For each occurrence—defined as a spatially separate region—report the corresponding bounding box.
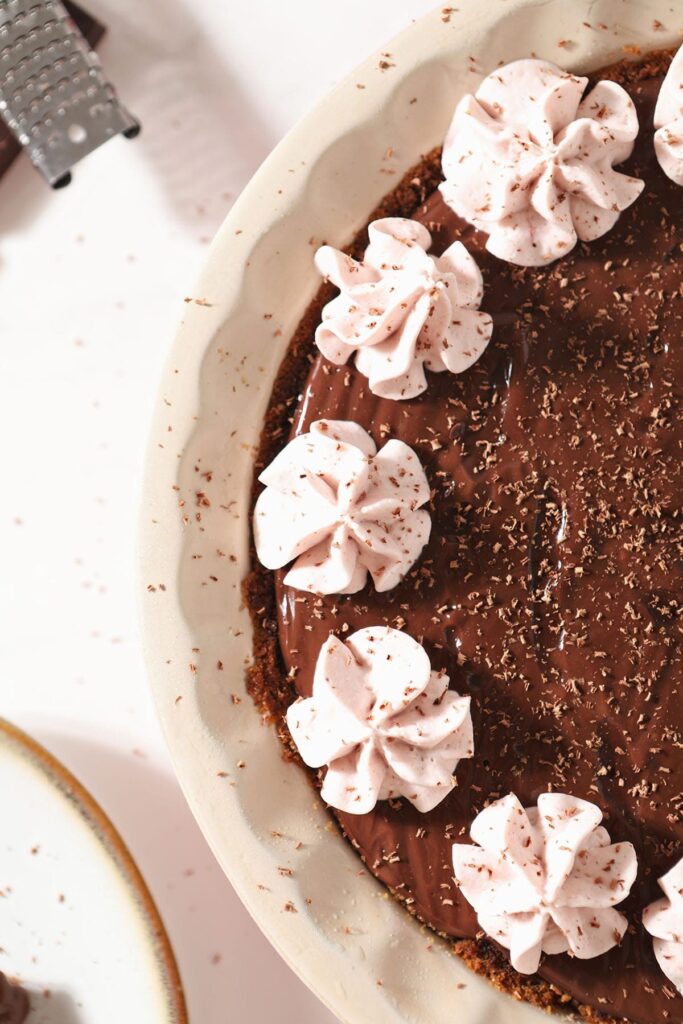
[0,1,439,1021]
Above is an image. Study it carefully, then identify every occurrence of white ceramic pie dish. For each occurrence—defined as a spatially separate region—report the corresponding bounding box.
[140,3,681,1021]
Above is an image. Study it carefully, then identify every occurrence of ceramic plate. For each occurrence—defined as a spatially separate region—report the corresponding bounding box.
[0,720,186,1023]
[140,3,682,1022]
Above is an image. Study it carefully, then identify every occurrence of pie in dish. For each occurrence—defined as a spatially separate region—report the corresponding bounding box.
[245,47,683,1024]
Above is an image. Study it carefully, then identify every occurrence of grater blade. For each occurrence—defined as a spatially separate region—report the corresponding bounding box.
[0,0,140,187]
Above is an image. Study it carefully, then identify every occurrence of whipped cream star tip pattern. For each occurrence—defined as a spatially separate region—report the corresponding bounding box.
[452,792,638,975]
[643,857,683,996]
[253,419,431,596]
[314,217,493,400]
[440,58,644,267]
[654,45,683,186]
[286,627,474,815]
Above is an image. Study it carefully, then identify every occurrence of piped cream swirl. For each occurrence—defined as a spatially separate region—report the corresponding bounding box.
[441,59,644,266]
[253,419,430,595]
[287,626,473,813]
[452,792,638,973]
[654,45,683,185]
[643,858,683,995]
[315,217,492,400]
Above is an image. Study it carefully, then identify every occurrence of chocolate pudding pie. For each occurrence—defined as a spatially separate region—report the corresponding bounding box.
[246,48,683,1024]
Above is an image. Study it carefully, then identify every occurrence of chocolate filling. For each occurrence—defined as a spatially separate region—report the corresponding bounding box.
[247,51,683,1024]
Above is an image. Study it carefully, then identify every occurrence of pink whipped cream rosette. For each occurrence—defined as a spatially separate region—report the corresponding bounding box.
[253,419,431,596]
[314,217,493,400]
[452,793,638,974]
[654,45,683,185]
[287,626,474,814]
[441,59,644,266]
[643,858,683,995]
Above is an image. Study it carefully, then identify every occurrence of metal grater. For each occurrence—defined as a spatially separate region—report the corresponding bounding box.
[0,0,139,187]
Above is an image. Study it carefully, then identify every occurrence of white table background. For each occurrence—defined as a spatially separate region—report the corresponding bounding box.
[0,1,440,1021]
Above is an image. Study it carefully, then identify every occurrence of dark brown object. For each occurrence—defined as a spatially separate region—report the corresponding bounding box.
[0,973,28,1024]
[0,2,105,179]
